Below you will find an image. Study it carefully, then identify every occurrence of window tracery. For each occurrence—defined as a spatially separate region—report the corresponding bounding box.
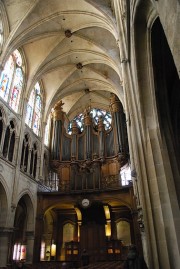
[90,108,112,130]
[0,49,24,112]
[25,82,42,136]
[68,109,112,134]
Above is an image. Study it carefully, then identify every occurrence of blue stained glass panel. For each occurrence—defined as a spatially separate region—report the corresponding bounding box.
[25,82,42,136]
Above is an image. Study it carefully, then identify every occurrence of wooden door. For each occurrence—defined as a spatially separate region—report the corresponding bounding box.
[80,222,106,262]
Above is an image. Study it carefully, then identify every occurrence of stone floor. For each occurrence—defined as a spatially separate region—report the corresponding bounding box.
[24,261,124,269]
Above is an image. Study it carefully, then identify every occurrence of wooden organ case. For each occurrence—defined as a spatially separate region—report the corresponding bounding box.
[49,94,128,192]
[34,94,141,265]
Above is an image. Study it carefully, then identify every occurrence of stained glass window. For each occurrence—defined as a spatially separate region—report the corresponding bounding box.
[0,49,23,111]
[68,109,111,134]
[68,113,84,134]
[90,108,112,130]
[0,55,14,101]
[9,68,23,112]
[25,82,42,136]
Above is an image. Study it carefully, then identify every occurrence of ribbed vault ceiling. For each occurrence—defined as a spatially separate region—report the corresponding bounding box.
[1,0,123,121]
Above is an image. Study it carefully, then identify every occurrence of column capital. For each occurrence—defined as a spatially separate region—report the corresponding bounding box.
[53,100,64,121]
[110,93,123,113]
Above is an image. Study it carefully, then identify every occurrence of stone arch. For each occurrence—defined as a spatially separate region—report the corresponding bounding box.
[132,1,180,268]
[2,119,16,161]
[29,141,38,178]
[40,209,58,261]
[0,1,9,55]
[0,179,8,227]
[15,193,34,232]
[151,17,180,201]
[11,193,35,262]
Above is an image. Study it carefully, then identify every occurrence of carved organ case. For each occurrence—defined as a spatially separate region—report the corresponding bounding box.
[50,94,128,191]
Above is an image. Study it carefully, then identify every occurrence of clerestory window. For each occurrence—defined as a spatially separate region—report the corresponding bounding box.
[25,82,42,136]
[0,49,24,113]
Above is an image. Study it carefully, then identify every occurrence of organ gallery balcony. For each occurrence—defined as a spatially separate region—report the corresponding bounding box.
[38,157,132,193]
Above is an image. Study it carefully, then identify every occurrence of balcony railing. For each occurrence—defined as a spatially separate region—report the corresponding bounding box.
[38,171,132,193]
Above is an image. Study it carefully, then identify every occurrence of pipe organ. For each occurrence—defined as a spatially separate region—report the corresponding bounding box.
[50,94,128,191]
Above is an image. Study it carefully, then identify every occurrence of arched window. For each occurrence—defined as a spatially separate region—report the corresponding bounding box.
[3,120,15,162]
[25,82,42,136]
[68,113,84,134]
[116,220,131,246]
[0,49,24,112]
[68,108,112,134]
[63,223,74,245]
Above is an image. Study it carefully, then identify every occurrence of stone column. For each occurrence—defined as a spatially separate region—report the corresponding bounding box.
[33,213,44,263]
[27,148,32,174]
[0,228,13,268]
[0,125,6,153]
[12,135,19,164]
[26,231,34,264]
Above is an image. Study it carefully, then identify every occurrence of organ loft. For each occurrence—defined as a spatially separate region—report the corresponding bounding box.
[34,94,140,263]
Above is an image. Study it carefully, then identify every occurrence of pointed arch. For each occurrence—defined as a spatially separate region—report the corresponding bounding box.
[0,49,24,112]
[2,120,15,162]
[25,82,43,136]
[0,179,8,227]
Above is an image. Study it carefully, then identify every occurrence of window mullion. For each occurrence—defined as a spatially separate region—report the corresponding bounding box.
[32,90,38,130]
